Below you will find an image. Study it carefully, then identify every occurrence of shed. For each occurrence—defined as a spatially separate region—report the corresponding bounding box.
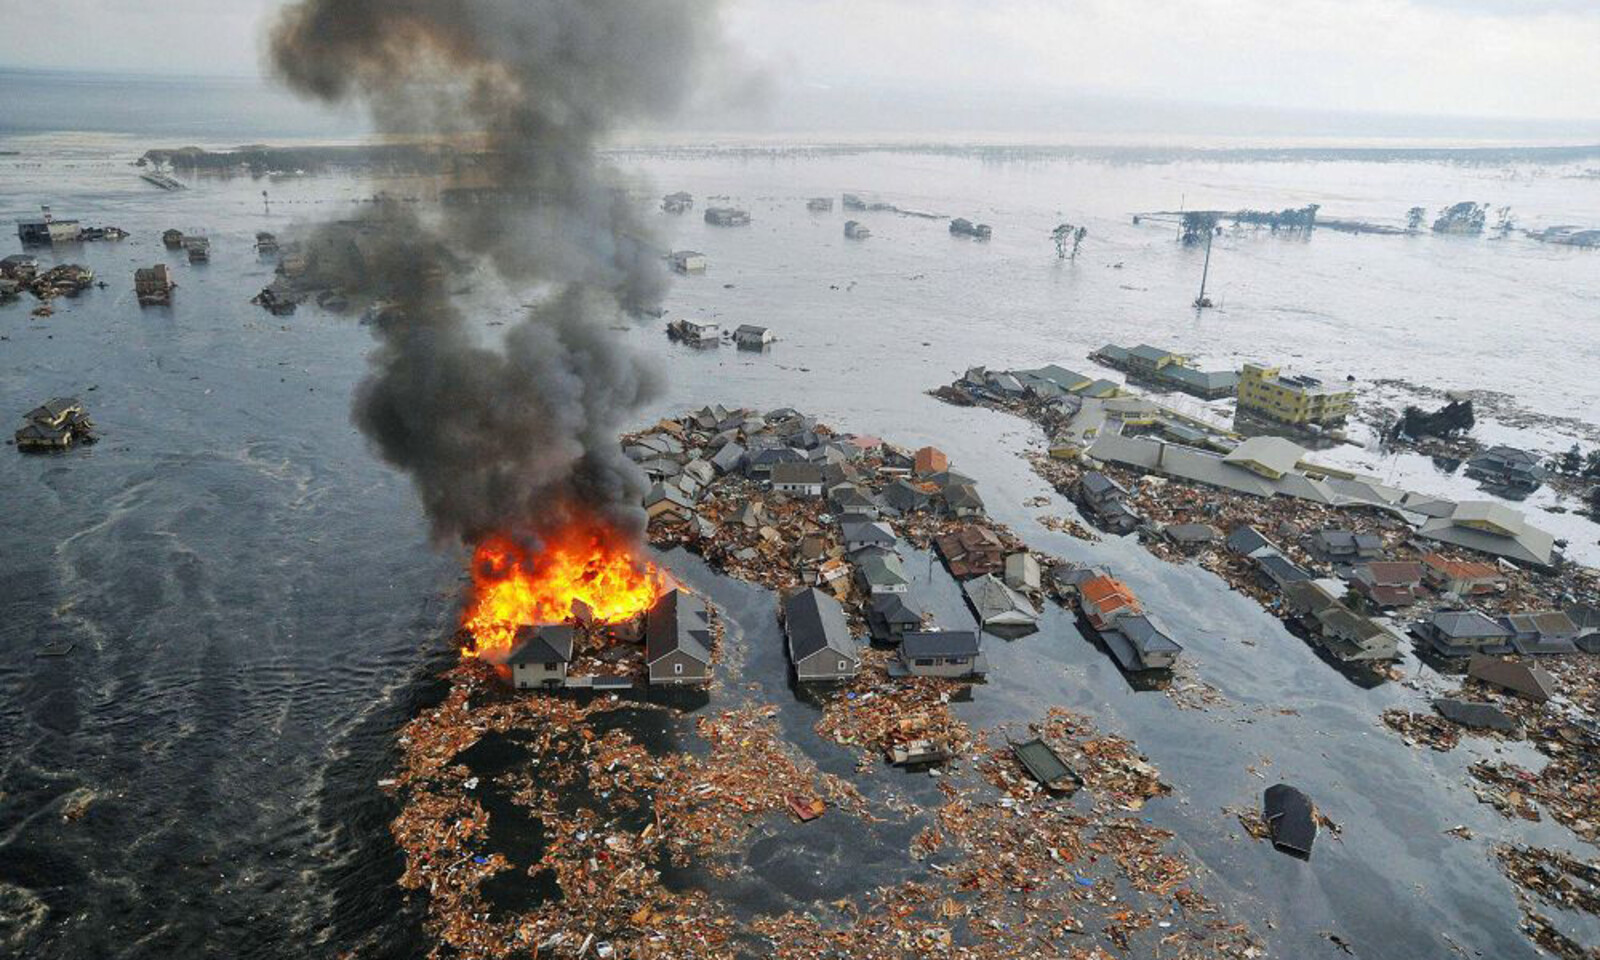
[913,446,949,476]
[734,324,774,347]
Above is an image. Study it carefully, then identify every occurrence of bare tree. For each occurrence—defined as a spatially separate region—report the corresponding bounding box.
[1051,223,1087,259]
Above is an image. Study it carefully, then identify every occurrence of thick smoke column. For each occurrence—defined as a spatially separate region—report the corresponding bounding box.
[269,0,723,547]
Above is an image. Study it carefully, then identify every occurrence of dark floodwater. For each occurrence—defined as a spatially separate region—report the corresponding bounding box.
[2,121,1599,960]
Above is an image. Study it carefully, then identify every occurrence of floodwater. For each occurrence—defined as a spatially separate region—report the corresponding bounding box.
[3,118,1599,960]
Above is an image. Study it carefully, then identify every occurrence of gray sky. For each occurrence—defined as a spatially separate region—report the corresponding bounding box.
[4,0,1599,125]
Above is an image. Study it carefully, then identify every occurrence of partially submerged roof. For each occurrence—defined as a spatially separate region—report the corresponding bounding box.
[859,552,910,587]
[785,588,857,661]
[1467,655,1556,702]
[1112,614,1182,656]
[870,590,925,627]
[770,461,824,485]
[1226,525,1276,557]
[1433,699,1519,733]
[1263,784,1316,858]
[963,574,1040,628]
[1420,502,1554,567]
[840,519,896,546]
[1428,609,1512,640]
[901,630,981,659]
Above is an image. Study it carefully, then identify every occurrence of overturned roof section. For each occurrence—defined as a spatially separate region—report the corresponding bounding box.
[1468,655,1556,702]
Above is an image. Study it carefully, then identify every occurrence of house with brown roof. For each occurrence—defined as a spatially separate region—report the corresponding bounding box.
[1349,561,1425,609]
[1421,553,1504,596]
[935,525,1005,579]
[913,446,949,477]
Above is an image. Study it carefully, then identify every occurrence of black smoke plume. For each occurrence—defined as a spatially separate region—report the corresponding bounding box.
[268,0,725,547]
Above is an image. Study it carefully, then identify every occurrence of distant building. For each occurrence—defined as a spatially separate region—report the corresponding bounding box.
[667,318,719,345]
[661,192,693,214]
[135,264,175,306]
[844,220,871,239]
[1499,611,1579,655]
[1236,363,1354,428]
[646,589,713,684]
[733,324,773,348]
[1223,436,1306,480]
[0,253,38,280]
[942,483,986,518]
[1004,552,1041,592]
[1465,446,1546,492]
[704,207,750,226]
[507,625,575,689]
[897,630,986,678]
[949,218,992,240]
[17,206,81,245]
[670,250,708,274]
[807,197,834,212]
[784,588,860,682]
[1090,343,1238,399]
[913,446,949,476]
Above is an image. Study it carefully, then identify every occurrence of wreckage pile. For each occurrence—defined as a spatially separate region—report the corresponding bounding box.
[13,397,96,452]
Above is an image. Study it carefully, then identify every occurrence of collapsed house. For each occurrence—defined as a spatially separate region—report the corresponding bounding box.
[134,264,176,306]
[15,397,96,452]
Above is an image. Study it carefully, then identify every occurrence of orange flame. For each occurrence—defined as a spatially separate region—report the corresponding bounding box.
[461,526,666,660]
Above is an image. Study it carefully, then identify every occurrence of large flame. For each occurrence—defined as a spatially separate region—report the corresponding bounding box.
[462,526,666,660]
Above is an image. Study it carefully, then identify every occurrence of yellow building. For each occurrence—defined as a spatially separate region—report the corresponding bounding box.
[1237,363,1354,427]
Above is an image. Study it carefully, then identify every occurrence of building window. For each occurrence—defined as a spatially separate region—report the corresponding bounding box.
[673,662,684,675]
[838,660,849,673]
[546,662,559,670]
[915,658,935,666]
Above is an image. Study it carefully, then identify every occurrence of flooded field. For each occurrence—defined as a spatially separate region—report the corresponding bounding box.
[2,130,1598,959]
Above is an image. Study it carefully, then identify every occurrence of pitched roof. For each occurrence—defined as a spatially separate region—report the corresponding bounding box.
[870,591,925,627]
[859,552,910,587]
[1256,554,1312,584]
[1428,609,1511,640]
[1467,655,1556,702]
[944,484,985,510]
[1080,471,1127,499]
[770,462,824,485]
[785,588,857,661]
[507,624,576,665]
[1419,514,1554,567]
[840,519,896,546]
[1223,436,1306,478]
[1356,561,1424,586]
[1226,525,1276,557]
[645,589,712,664]
[1081,575,1137,607]
[963,574,1040,627]
[901,630,981,659]
[1113,614,1182,655]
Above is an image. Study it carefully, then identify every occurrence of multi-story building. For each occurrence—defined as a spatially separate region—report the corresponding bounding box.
[1236,363,1354,427]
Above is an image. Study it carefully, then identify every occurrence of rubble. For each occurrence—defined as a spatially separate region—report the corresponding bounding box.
[1495,845,1600,960]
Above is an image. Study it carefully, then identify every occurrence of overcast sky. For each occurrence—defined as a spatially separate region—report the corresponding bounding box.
[4,0,1599,127]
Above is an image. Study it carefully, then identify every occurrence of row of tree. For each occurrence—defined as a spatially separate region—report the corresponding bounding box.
[1550,444,1600,479]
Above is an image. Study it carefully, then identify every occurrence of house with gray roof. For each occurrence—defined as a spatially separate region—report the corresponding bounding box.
[841,519,896,553]
[963,574,1040,633]
[1465,446,1546,492]
[1499,611,1579,655]
[1225,525,1278,558]
[1103,614,1182,671]
[1413,609,1514,657]
[1311,605,1401,662]
[507,625,576,689]
[943,483,986,518]
[858,553,910,594]
[1418,501,1555,568]
[1308,529,1384,564]
[784,588,860,682]
[829,485,880,519]
[1256,554,1313,591]
[646,589,714,684]
[882,479,932,514]
[896,630,987,678]
[868,591,927,642]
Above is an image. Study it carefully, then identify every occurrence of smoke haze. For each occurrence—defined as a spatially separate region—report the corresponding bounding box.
[268,0,726,547]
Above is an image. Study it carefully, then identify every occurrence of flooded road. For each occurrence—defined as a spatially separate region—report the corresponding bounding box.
[1,131,1597,958]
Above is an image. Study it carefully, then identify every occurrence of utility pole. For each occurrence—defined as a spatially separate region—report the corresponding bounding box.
[1194,226,1213,309]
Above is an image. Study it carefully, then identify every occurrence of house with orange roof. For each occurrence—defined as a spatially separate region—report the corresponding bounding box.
[1421,553,1504,596]
[913,446,949,477]
[1079,575,1142,630]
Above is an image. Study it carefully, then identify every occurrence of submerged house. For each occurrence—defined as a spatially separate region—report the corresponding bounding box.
[1349,561,1425,609]
[1077,471,1140,534]
[1465,446,1546,492]
[962,574,1040,632]
[704,207,751,226]
[670,250,708,274]
[1308,529,1383,564]
[507,625,575,689]
[1103,614,1182,671]
[733,324,774,348]
[858,552,911,595]
[1421,553,1505,595]
[646,589,714,685]
[1499,611,1579,655]
[784,588,860,682]
[897,630,987,678]
[135,264,175,306]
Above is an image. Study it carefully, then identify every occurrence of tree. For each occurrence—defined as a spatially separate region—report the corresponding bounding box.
[1181,212,1218,246]
[1585,449,1600,479]
[1559,443,1583,475]
[1406,207,1426,231]
[1052,223,1087,260]
[1495,206,1515,234]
